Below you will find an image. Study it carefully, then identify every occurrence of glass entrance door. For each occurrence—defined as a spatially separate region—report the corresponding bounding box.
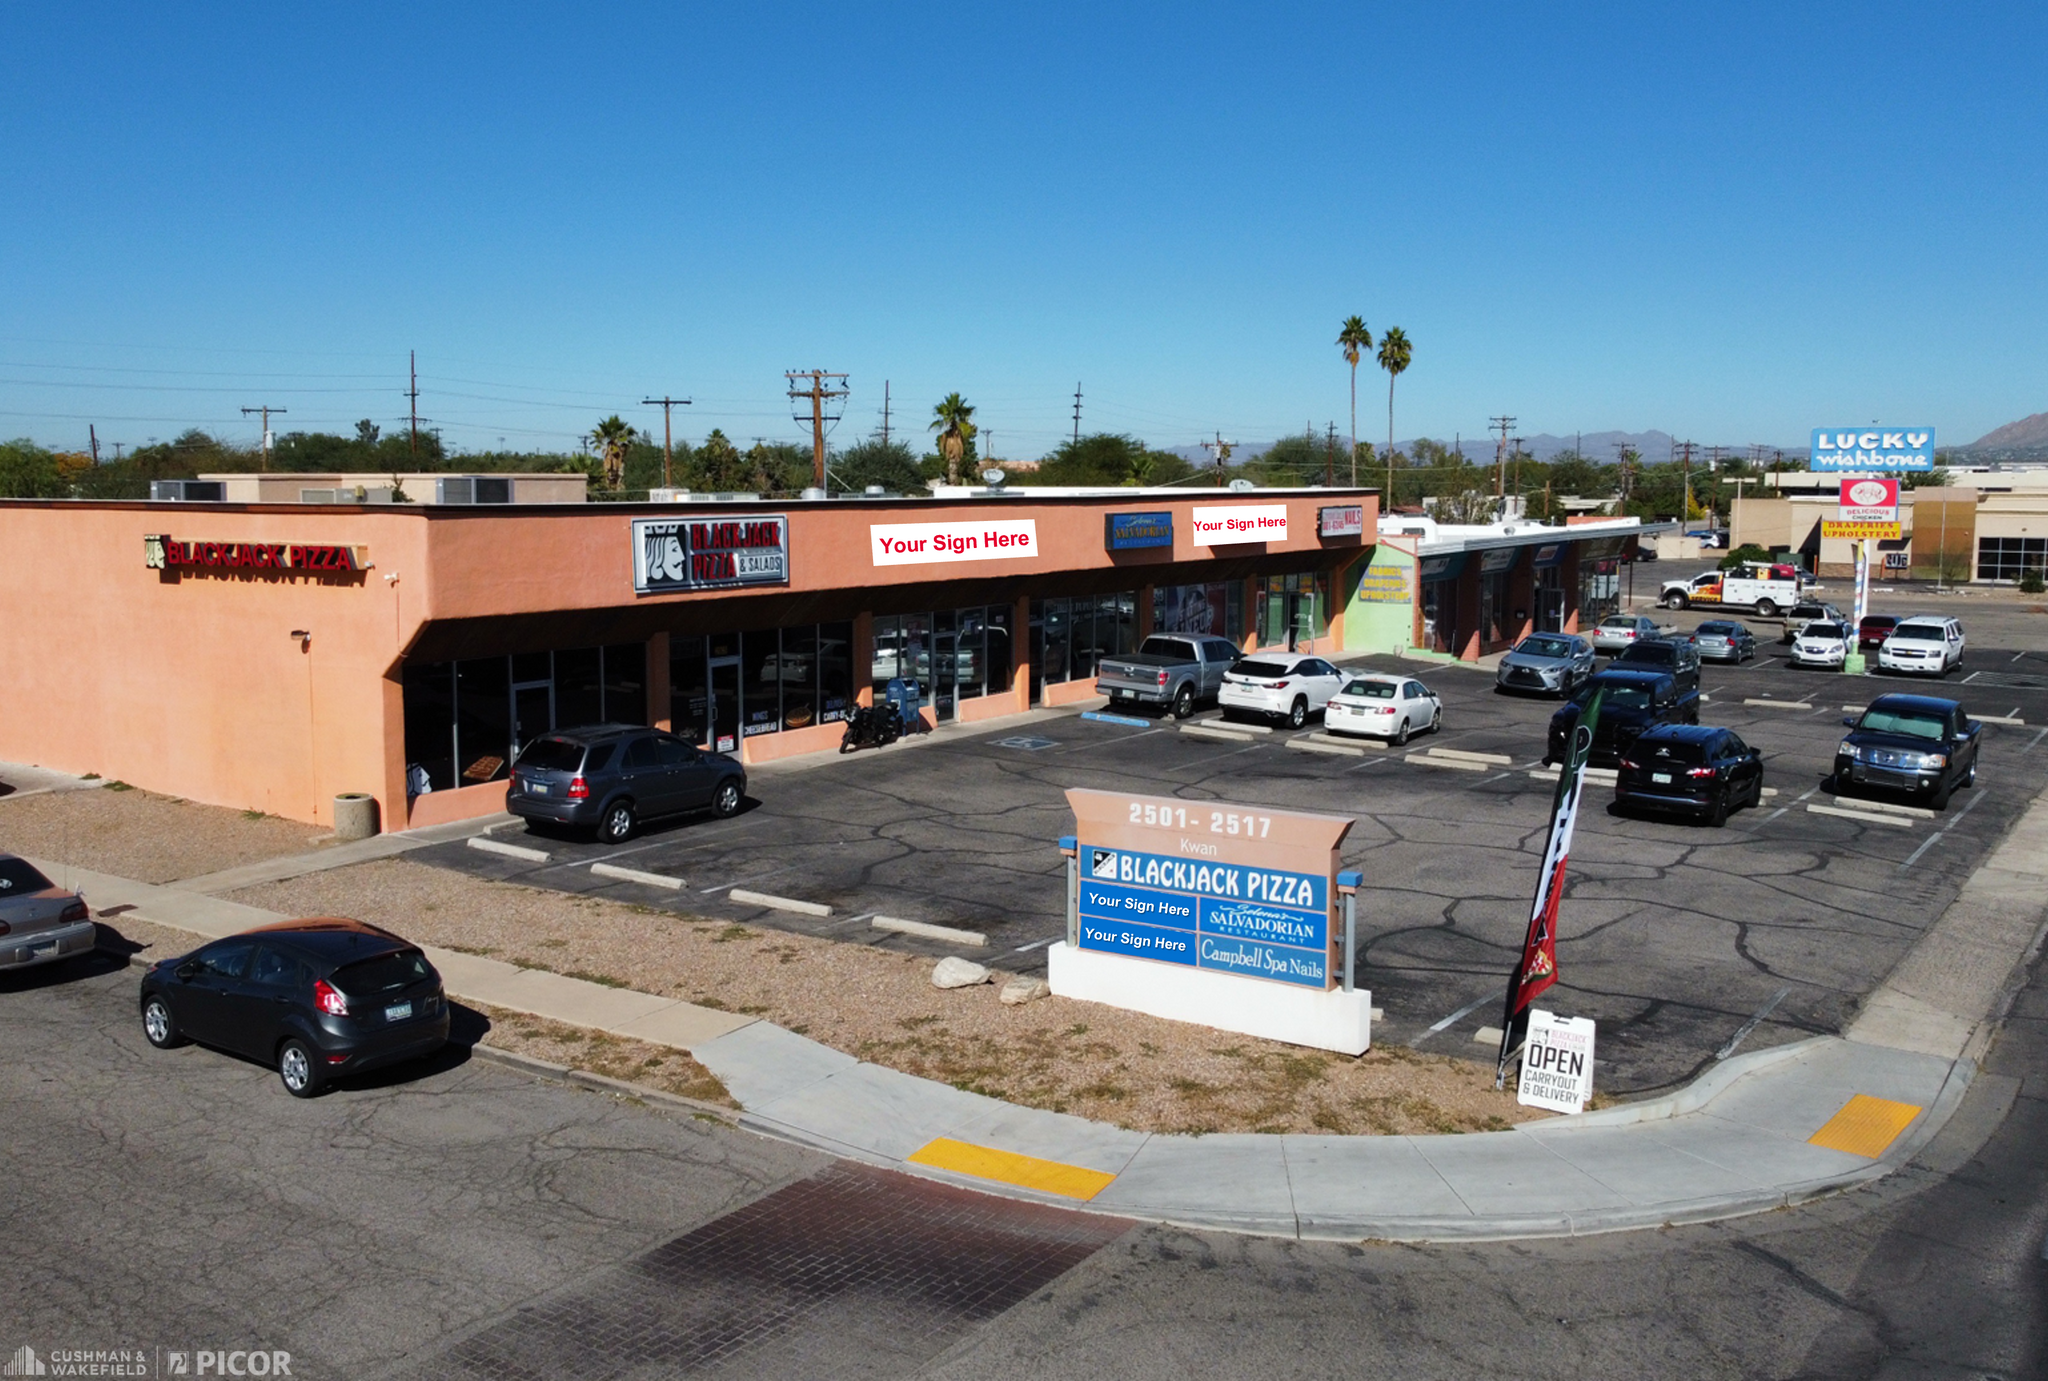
[511,682,552,759]
[708,658,740,754]
[933,611,957,721]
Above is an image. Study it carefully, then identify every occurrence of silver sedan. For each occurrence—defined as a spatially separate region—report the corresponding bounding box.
[1591,613,1660,654]
[0,852,96,972]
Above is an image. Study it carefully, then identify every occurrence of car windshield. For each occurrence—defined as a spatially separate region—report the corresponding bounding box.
[0,857,55,894]
[1803,624,1846,638]
[1138,637,1197,660]
[1861,616,1896,628]
[1231,659,1292,678]
[1577,684,1651,711]
[1696,622,1739,636]
[1517,636,1574,658]
[334,949,433,997]
[1891,623,1947,642]
[1342,680,1396,699]
[1621,644,1674,662]
[1858,708,1947,741]
[516,737,584,772]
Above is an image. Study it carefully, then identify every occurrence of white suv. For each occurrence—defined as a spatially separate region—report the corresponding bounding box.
[1877,616,1964,676]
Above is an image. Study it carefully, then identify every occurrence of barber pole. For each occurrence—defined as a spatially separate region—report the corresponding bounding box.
[1495,688,1604,1088]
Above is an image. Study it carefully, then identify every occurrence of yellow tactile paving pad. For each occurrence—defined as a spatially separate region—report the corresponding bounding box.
[907,1137,1118,1201]
[1808,1094,1923,1158]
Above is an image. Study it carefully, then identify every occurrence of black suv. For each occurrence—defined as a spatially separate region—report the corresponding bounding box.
[507,723,746,843]
[1833,693,1982,810]
[1612,636,1702,695]
[1545,668,1699,767]
[1615,724,1764,826]
[139,919,450,1097]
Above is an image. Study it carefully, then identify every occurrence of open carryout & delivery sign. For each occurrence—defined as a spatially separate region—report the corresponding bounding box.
[1066,787,1352,990]
[1191,504,1288,545]
[870,519,1039,566]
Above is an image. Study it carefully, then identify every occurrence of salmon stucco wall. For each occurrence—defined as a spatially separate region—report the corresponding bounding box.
[0,505,426,828]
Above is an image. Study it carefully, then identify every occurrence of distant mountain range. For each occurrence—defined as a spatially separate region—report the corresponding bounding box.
[1165,412,2048,470]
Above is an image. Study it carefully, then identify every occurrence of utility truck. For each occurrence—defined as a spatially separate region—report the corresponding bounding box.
[1659,561,1805,616]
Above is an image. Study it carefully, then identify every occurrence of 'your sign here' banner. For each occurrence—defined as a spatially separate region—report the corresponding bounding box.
[1809,428,1935,472]
[870,519,1039,566]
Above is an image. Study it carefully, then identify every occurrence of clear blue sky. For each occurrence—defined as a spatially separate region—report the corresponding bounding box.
[4,3,2042,460]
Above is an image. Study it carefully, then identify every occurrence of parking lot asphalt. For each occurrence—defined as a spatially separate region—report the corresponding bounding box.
[417,616,2048,1099]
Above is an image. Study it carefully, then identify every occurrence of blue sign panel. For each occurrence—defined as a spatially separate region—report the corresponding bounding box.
[1077,845,1332,986]
[1105,511,1174,551]
[1809,428,1935,472]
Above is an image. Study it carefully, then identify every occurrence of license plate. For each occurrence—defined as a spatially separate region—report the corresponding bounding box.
[529,781,548,795]
[30,941,56,957]
[1651,772,1672,784]
[385,1001,413,1022]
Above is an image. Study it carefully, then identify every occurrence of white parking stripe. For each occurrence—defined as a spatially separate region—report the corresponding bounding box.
[1415,994,1496,1043]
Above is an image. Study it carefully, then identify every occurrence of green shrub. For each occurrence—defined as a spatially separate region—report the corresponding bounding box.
[1719,543,1771,570]
[2020,567,2045,595]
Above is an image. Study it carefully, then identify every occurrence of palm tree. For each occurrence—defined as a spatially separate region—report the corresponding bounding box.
[1336,316,1372,485]
[586,415,639,490]
[1377,327,1412,504]
[929,392,977,485]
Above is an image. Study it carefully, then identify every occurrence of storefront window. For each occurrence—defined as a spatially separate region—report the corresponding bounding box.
[1156,582,1242,641]
[601,643,646,726]
[741,629,779,737]
[402,663,456,794]
[985,606,1012,697]
[954,606,987,702]
[670,636,707,743]
[454,657,511,784]
[555,647,603,728]
[1042,598,1071,683]
[819,621,853,723]
[779,624,820,730]
[1255,574,1327,649]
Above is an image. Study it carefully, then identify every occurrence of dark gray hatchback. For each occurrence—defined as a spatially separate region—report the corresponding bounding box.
[507,723,747,843]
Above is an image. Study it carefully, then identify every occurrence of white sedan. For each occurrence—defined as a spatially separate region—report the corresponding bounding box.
[1218,653,1349,729]
[1325,674,1443,744]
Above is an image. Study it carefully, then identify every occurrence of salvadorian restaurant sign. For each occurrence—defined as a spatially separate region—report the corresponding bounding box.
[145,535,365,573]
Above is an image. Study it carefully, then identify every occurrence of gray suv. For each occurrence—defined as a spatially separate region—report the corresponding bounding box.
[507,724,746,843]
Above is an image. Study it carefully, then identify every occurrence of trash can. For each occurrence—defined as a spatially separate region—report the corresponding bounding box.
[332,793,380,841]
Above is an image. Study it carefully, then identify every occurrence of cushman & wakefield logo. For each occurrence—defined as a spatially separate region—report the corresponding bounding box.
[144,536,366,575]
[3,1347,291,1377]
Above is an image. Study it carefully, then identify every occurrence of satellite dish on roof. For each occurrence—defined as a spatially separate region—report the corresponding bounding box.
[981,468,1007,486]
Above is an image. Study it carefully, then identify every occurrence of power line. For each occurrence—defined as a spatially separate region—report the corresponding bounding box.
[641,394,693,489]
[785,369,849,489]
[240,404,287,470]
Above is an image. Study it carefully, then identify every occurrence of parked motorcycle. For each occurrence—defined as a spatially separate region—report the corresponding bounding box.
[838,704,903,753]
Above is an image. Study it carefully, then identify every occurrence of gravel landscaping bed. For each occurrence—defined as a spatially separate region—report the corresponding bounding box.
[230,859,1546,1136]
[470,1004,736,1108]
[1,786,324,883]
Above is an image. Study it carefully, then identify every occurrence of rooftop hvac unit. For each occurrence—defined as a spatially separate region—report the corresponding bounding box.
[436,475,513,505]
[149,480,227,502]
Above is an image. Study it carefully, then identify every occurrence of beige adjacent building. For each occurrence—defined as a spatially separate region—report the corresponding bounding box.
[1731,474,2048,583]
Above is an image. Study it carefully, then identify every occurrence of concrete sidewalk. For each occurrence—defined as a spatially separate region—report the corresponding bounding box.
[34,789,2048,1243]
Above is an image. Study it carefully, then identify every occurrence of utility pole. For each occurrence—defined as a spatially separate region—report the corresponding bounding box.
[89,424,100,464]
[1675,440,1697,522]
[1203,432,1233,485]
[640,394,693,489]
[113,442,124,461]
[785,369,849,489]
[406,350,421,464]
[880,380,891,447]
[1072,383,1083,445]
[1325,422,1338,487]
[1613,442,1637,510]
[1490,415,1516,499]
[241,405,287,471]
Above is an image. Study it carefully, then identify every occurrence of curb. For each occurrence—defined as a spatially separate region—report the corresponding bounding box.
[463,1042,743,1126]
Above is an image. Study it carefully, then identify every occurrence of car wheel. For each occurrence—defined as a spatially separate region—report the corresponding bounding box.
[278,1038,322,1098]
[710,779,743,819]
[1430,708,1443,735]
[1964,759,1977,788]
[598,800,637,844]
[1392,717,1410,747]
[141,995,183,1049]
[1286,697,1308,731]
[1707,789,1729,828]
[1756,599,1779,618]
[1663,593,1686,610]
[1171,684,1195,720]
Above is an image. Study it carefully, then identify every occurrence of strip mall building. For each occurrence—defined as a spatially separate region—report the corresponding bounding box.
[0,488,1645,831]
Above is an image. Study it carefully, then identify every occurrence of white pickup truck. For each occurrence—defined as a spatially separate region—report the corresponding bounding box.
[1659,562,1805,617]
